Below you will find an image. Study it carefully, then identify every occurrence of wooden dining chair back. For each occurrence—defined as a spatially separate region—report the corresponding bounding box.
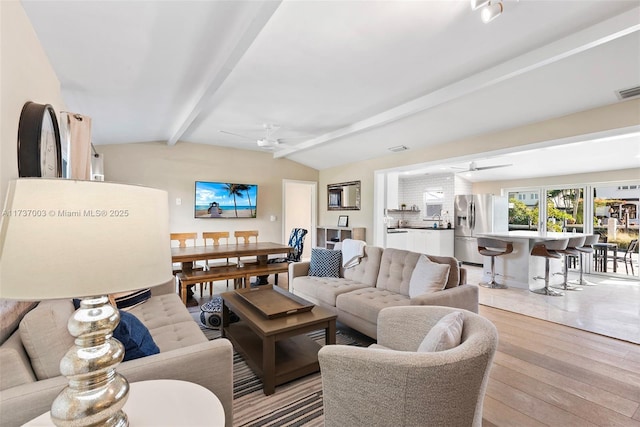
[170,232,204,296]
[203,231,236,290]
[234,230,259,244]
[203,231,230,246]
[234,231,259,285]
[170,232,198,248]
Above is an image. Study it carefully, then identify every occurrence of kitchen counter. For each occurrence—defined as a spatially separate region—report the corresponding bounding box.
[475,231,588,291]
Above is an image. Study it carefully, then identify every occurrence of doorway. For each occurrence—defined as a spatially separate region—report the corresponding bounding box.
[282,180,317,260]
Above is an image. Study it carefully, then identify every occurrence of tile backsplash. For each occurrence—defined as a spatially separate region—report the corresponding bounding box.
[387,173,471,228]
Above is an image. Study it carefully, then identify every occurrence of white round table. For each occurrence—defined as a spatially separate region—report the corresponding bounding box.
[24,379,225,426]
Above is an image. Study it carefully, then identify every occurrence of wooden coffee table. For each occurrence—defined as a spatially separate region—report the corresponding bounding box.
[221,286,337,395]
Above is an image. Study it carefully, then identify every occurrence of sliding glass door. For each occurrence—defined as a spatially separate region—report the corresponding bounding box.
[508,189,541,231]
[546,187,584,232]
[506,182,638,278]
[592,183,639,278]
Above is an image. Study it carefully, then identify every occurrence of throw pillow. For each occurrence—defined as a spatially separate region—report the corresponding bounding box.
[408,255,451,298]
[308,248,342,278]
[115,310,160,361]
[109,288,152,310]
[418,311,464,352]
[72,299,159,361]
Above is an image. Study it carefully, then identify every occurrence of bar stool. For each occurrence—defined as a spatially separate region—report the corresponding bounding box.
[552,235,586,291]
[477,237,513,289]
[571,234,600,286]
[530,238,568,296]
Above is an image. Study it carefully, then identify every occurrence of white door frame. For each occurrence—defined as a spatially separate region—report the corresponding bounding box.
[282,179,317,258]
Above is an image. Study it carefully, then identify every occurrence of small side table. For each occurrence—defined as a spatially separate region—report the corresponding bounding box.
[24,379,225,426]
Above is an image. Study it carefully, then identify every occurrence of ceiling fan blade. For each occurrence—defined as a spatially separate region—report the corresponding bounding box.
[218,130,254,140]
[474,164,512,171]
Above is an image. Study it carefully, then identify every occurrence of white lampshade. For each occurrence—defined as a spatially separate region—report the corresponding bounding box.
[0,178,173,300]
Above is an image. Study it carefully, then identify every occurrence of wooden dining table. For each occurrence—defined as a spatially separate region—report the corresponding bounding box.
[172,242,293,270]
[171,242,294,294]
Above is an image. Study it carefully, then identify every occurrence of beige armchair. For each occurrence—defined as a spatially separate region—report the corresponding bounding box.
[318,306,498,427]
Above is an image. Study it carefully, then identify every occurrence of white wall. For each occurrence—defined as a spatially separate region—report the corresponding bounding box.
[319,100,640,244]
[1,0,66,203]
[473,168,640,195]
[283,180,315,259]
[97,142,318,244]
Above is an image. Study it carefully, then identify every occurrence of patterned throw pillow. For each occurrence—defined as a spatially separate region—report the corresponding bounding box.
[109,288,152,310]
[308,248,342,278]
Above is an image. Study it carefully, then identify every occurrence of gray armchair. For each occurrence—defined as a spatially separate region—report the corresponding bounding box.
[318,306,498,427]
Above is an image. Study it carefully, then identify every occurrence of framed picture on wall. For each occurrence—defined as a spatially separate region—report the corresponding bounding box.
[338,215,349,227]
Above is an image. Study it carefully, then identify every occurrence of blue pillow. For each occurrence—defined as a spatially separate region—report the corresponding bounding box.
[308,248,342,277]
[72,300,159,361]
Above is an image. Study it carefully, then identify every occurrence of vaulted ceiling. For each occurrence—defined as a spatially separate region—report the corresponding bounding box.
[21,0,640,178]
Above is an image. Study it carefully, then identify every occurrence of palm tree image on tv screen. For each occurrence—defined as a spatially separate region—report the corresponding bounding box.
[195,181,257,218]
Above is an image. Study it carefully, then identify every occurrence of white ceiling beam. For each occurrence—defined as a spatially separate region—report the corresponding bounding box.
[274,6,640,158]
[167,1,282,146]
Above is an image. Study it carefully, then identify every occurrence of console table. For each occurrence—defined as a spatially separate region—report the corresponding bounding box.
[317,226,365,249]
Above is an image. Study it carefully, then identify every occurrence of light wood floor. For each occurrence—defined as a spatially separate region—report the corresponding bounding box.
[480,305,640,426]
[193,275,640,426]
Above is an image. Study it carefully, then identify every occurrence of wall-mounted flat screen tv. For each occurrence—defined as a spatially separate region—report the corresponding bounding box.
[195,181,257,218]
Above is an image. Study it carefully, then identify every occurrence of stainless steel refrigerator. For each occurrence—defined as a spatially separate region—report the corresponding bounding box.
[454,194,508,264]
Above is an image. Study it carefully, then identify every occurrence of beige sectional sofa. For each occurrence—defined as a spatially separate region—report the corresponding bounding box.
[290,246,478,339]
[0,280,233,427]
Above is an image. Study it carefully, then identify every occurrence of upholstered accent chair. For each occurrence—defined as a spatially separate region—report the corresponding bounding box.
[318,306,498,427]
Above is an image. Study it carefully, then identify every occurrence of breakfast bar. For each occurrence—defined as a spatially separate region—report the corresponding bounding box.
[477,231,590,291]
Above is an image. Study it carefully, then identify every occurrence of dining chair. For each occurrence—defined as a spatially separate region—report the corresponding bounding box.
[234,230,259,285]
[611,239,638,275]
[203,231,236,291]
[268,228,308,286]
[170,232,205,293]
[234,230,259,244]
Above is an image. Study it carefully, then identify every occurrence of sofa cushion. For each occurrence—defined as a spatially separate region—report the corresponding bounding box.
[377,249,461,295]
[19,299,75,380]
[293,276,372,307]
[409,255,451,298]
[309,248,342,277]
[336,288,410,325]
[342,246,384,286]
[128,293,194,329]
[418,310,464,352]
[376,249,421,295]
[0,299,38,345]
[128,293,207,351]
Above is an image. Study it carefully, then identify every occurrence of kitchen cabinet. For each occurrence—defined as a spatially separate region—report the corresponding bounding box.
[385,231,408,249]
[386,229,454,257]
[386,172,399,210]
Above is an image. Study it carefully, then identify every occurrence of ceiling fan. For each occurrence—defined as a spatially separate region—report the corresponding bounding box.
[219,123,291,151]
[452,161,513,172]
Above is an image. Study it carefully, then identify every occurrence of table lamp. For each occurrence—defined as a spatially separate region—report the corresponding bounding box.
[0,178,173,426]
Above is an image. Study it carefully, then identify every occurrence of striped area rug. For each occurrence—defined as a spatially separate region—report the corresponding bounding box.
[189,308,369,426]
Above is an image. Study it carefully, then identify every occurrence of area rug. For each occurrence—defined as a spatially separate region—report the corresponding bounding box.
[189,307,371,426]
